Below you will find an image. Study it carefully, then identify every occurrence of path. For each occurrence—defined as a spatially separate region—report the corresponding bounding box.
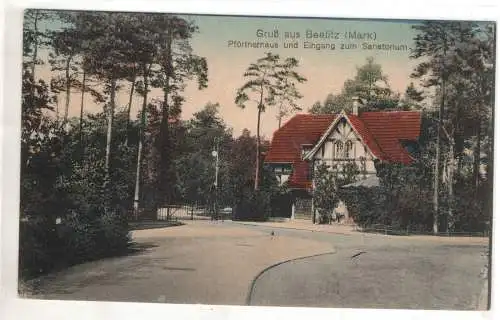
[24,221,333,305]
[22,220,489,309]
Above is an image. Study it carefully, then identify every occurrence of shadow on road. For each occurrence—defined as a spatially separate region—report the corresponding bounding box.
[128,220,184,231]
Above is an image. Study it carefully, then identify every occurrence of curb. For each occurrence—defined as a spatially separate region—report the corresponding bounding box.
[245,250,337,305]
[232,221,355,236]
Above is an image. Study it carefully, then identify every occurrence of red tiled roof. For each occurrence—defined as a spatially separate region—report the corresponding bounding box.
[264,111,422,189]
[264,114,337,189]
[346,115,385,160]
[359,111,421,164]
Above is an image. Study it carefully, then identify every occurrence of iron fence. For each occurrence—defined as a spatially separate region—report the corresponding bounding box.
[157,205,233,221]
[355,224,491,237]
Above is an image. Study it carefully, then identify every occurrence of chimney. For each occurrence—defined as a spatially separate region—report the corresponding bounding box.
[352,96,359,116]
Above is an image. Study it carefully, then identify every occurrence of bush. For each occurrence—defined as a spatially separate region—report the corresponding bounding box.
[313,163,340,224]
[18,217,60,279]
[340,162,434,232]
[19,207,131,280]
[59,211,98,265]
[449,179,491,233]
[95,209,131,255]
[270,188,293,218]
[233,188,272,221]
[340,187,387,227]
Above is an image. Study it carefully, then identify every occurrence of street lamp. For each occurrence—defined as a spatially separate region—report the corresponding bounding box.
[212,137,220,220]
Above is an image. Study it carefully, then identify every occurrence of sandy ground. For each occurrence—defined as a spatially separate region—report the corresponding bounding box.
[249,240,488,310]
[233,220,490,245]
[23,221,334,305]
[21,220,489,309]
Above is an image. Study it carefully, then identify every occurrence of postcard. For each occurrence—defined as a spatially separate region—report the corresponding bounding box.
[4,4,496,319]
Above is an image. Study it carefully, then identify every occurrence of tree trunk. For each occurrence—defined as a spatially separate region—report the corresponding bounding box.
[30,11,39,82]
[79,70,86,160]
[125,73,136,147]
[255,107,262,191]
[133,68,149,218]
[63,56,72,125]
[277,103,283,129]
[311,199,316,224]
[255,83,264,191]
[473,119,482,193]
[104,78,117,185]
[447,143,455,233]
[55,100,60,124]
[156,30,173,208]
[433,82,445,234]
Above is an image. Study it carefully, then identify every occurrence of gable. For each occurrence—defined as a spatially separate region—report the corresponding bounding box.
[304,111,421,164]
[304,112,382,161]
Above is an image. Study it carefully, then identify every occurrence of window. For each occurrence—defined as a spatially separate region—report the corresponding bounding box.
[301,145,313,159]
[335,141,343,158]
[345,140,353,158]
[400,140,420,158]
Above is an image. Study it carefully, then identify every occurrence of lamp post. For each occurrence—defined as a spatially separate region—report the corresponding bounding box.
[211,137,220,220]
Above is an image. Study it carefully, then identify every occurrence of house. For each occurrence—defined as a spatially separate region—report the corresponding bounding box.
[264,100,422,222]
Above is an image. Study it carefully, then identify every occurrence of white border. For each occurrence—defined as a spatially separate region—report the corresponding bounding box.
[1,1,499,320]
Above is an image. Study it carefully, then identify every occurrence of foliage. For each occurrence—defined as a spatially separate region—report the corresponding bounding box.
[150,14,209,209]
[232,167,279,221]
[410,20,494,233]
[19,111,135,279]
[273,57,307,127]
[309,57,404,114]
[312,163,339,224]
[229,131,279,221]
[235,52,306,190]
[339,187,387,227]
[175,103,233,207]
[340,162,434,231]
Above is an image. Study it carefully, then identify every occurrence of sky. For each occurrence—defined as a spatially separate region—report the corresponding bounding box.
[38,13,424,139]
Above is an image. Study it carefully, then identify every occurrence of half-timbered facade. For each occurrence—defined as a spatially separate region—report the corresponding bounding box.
[264,105,422,221]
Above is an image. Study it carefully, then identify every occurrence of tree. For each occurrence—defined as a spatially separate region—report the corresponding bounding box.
[312,163,339,224]
[410,21,494,233]
[236,52,306,190]
[227,129,258,202]
[309,57,400,114]
[176,103,232,208]
[399,82,426,111]
[274,57,307,127]
[120,13,162,217]
[21,10,57,171]
[48,11,84,126]
[23,10,53,84]
[411,21,456,234]
[150,14,208,209]
[80,12,135,204]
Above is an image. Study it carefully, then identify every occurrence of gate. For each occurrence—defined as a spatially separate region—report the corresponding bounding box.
[294,197,313,220]
[157,205,233,221]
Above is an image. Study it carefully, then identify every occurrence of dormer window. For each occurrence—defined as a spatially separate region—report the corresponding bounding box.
[400,140,420,158]
[301,144,313,159]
